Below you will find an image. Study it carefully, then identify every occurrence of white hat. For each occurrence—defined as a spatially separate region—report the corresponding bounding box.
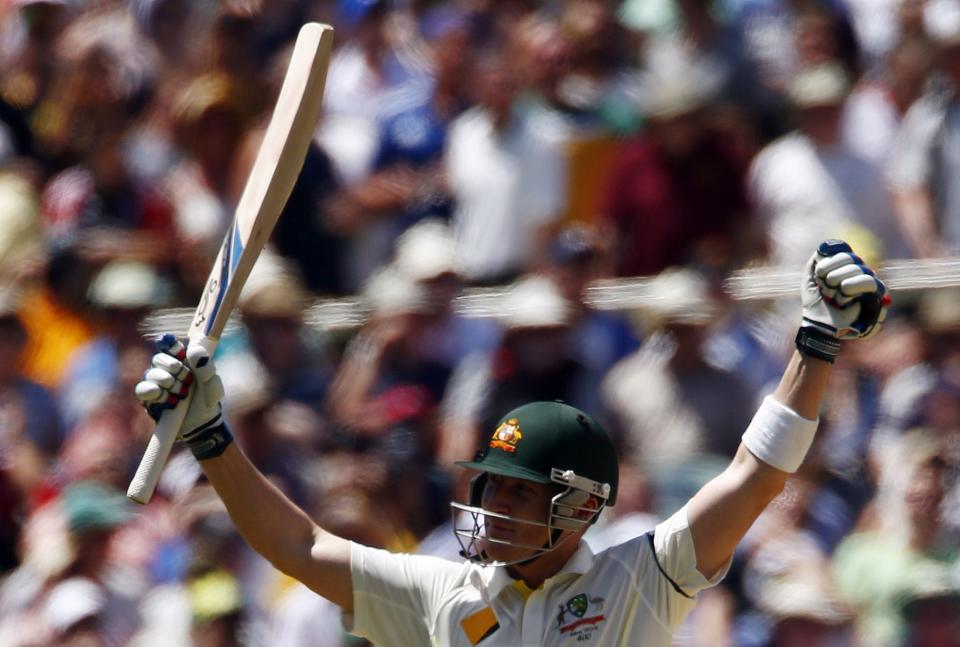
[87,261,170,309]
[362,265,431,315]
[643,73,708,120]
[925,0,960,45]
[44,577,105,634]
[394,219,458,282]
[788,62,850,108]
[642,267,718,327]
[238,250,311,318]
[498,275,572,329]
[759,572,853,625]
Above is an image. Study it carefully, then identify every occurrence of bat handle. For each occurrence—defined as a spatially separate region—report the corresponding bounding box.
[127,389,192,504]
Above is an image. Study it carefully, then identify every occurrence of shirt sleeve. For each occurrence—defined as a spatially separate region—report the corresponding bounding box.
[347,542,468,647]
[651,505,730,597]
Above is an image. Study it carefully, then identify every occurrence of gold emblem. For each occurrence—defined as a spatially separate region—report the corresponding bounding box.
[490,418,522,452]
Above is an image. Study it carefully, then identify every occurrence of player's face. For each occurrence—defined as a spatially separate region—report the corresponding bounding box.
[479,474,557,563]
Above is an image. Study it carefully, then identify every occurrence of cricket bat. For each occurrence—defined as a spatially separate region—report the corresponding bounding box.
[128,23,334,504]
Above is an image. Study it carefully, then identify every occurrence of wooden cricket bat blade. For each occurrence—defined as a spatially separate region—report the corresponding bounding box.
[128,23,334,504]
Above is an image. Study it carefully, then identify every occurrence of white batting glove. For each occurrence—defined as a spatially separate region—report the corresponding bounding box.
[135,335,231,459]
[797,240,890,362]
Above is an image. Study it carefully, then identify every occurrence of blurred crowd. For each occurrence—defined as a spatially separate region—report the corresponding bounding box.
[1,0,960,645]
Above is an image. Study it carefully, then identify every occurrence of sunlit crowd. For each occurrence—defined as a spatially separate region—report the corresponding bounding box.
[0,0,958,645]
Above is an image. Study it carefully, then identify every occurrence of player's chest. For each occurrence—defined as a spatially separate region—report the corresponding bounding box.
[435,578,633,646]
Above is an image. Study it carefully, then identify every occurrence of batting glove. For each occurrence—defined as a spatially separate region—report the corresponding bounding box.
[135,334,233,460]
[797,240,890,363]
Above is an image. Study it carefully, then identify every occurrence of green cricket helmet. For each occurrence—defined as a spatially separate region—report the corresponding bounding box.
[451,401,619,565]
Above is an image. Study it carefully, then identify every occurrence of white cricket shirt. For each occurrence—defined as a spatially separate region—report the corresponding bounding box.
[345,505,726,646]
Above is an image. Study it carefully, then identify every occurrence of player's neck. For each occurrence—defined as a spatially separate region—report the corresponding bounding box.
[505,537,582,590]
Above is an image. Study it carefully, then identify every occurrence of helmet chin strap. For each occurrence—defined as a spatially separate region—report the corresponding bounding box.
[510,535,560,568]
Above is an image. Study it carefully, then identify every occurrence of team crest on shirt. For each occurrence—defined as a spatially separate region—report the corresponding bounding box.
[490,419,522,452]
[556,592,605,639]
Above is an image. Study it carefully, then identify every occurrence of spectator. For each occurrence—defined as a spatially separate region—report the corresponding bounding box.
[228,252,332,410]
[888,14,960,257]
[318,0,430,186]
[749,61,907,266]
[0,289,63,569]
[733,0,861,96]
[392,219,499,366]
[328,265,452,467]
[843,35,935,167]
[164,73,250,269]
[0,165,44,281]
[603,267,755,467]
[187,570,246,647]
[440,274,590,466]
[445,50,567,285]
[833,429,960,646]
[324,9,469,289]
[0,0,77,166]
[0,481,140,646]
[59,260,171,432]
[539,226,640,420]
[601,71,753,277]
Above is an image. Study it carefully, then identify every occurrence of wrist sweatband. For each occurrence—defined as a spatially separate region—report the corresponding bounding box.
[741,396,819,473]
[185,419,234,461]
[796,326,840,363]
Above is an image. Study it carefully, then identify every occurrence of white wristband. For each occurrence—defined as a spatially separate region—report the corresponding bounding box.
[741,396,819,473]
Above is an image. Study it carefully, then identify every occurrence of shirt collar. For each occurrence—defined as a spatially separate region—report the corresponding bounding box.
[471,541,596,601]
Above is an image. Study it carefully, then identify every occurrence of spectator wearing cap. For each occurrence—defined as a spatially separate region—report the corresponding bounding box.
[644,0,776,139]
[232,252,332,409]
[392,219,499,367]
[326,267,456,542]
[0,481,140,646]
[329,265,453,461]
[600,69,753,277]
[874,287,960,448]
[602,267,755,468]
[440,274,591,469]
[539,226,639,419]
[749,61,907,267]
[59,260,171,433]
[889,4,960,258]
[187,570,246,647]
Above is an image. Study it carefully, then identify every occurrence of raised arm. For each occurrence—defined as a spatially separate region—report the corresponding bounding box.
[687,241,889,579]
[135,339,354,610]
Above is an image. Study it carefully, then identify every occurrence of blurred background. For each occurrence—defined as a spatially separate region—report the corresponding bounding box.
[1,0,959,645]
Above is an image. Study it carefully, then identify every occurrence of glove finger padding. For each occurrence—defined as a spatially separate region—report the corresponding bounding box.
[136,335,224,434]
[135,379,164,405]
[801,239,890,344]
